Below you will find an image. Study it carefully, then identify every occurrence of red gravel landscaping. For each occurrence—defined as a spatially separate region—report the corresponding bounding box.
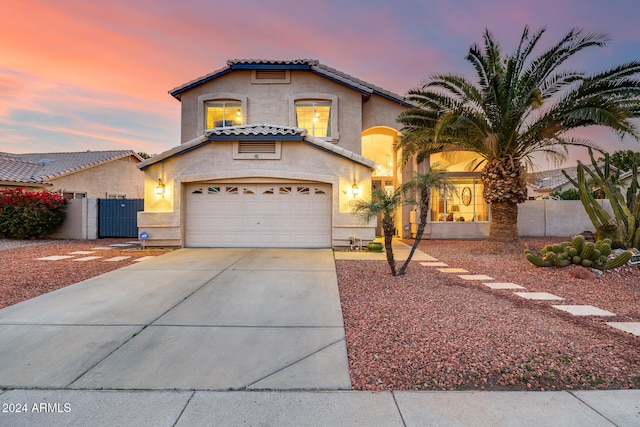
[336,238,640,391]
[0,239,171,310]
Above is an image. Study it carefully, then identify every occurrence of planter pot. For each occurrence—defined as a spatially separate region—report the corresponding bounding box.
[367,242,383,253]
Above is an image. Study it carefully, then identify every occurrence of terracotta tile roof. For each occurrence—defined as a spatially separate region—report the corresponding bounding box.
[0,150,140,185]
[169,58,411,106]
[228,59,318,66]
[205,124,306,137]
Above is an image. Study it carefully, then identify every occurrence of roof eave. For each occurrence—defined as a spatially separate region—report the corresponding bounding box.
[0,180,52,187]
[302,135,375,171]
[372,89,414,108]
[138,135,210,171]
[168,60,411,107]
[170,68,233,100]
[40,151,141,180]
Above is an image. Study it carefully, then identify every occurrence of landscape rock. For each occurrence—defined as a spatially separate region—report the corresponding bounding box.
[567,264,596,281]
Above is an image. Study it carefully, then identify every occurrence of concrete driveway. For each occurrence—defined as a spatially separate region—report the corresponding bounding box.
[0,248,350,390]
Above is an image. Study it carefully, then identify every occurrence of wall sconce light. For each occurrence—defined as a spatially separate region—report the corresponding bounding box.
[351,181,359,198]
[155,178,166,197]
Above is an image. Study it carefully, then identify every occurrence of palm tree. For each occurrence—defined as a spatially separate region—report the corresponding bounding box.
[396,168,453,276]
[398,26,640,241]
[353,187,403,276]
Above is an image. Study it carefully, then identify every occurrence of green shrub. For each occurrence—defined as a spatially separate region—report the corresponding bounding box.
[550,188,581,200]
[0,188,67,238]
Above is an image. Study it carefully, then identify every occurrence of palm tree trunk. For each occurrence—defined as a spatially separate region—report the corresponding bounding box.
[482,157,527,242]
[382,216,397,276]
[488,201,520,241]
[397,187,430,276]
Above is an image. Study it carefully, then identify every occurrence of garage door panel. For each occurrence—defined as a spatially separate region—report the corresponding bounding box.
[186,182,331,248]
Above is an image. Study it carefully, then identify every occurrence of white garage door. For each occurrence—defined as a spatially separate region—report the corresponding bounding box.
[185,183,332,248]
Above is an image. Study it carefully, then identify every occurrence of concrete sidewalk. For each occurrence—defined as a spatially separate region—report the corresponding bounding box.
[0,389,638,426]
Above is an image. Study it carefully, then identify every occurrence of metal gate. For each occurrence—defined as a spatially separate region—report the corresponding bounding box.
[98,199,144,238]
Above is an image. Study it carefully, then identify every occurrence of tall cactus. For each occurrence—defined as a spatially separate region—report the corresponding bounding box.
[563,148,640,249]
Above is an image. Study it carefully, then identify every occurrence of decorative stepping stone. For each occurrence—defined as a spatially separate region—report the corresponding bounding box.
[483,282,526,290]
[36,255,74,261]
[109,243,133,247]
[606,322,640,337]
[69,251,96,255]
[419,254,439,262]
[438,267,468,273]
[515,292,564,301]
[552,305,616,317]
[103,256,131,262]
[133,256,156,262]
[420,261,449,267]
[458,274,494,281]
[72,256,103,262]
[91,247,113,251]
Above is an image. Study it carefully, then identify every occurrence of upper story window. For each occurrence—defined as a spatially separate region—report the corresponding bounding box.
[290,93,338,141]
[205,100,242,129]
[295,100,331,138]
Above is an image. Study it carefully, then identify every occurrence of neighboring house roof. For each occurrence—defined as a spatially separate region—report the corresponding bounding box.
[528,162,630,194]
[0,154,46,184]
[169,59,413,107]
[527,167,579,192]
[138,124,376,171]
[0,150,142,185]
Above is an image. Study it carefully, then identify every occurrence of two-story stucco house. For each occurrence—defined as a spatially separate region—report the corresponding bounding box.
[137,59,417,248]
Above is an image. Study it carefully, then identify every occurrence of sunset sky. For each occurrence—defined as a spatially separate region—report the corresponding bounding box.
[1,0,639,170]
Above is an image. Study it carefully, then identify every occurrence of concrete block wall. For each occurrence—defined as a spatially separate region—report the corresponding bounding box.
[517,199,612,237]
[49,198,98,240]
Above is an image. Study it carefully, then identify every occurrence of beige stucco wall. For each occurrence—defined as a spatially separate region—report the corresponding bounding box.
[176,70,368,154]
[48,156,144,199]
[362,95,407,131]
[138,139,375,247]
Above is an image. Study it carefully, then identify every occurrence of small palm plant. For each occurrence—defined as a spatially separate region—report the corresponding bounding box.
[396,168,454,276]
[353,169,453,277]
[352,187,403,276]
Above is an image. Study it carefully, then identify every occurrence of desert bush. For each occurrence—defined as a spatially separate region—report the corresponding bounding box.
[550,188,581,200]
[0,188,67,238]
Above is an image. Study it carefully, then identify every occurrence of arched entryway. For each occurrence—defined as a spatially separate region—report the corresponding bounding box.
[362,126,401,237]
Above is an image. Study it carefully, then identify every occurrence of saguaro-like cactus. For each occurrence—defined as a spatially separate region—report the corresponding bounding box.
[563,148,640,249]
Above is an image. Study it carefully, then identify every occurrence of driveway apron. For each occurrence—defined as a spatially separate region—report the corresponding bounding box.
[0,248,351,390]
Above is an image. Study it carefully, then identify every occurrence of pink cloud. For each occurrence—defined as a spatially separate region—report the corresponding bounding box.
[0,0,638,166]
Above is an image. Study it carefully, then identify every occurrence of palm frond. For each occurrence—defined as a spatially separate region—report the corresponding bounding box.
[397,26,640,181]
